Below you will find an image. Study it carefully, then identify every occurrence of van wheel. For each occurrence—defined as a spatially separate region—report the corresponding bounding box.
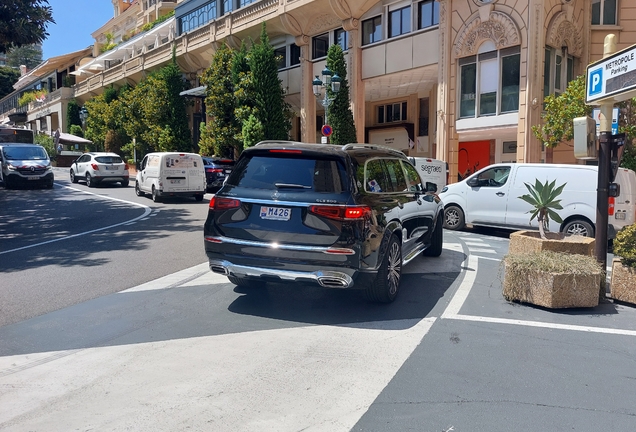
[70,169,78,183]
[563,219,594,237]
[85,173,94,188]
[424,214,444,257]
[364,235,401,303]
[444,205,465,231]
[194,194,204,202]
[135,181,144,197]
[151,186,161,203]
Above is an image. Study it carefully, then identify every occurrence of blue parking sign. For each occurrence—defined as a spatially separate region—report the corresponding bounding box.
[588,68,603,96]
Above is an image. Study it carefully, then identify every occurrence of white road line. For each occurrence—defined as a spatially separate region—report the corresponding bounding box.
[451,314,636,337]
[0,185,152,255]
[441,255,478,318]
[468,248,497,253]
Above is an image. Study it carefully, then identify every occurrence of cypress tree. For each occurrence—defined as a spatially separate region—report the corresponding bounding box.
[326,44,357,145]
[248,22,291,142]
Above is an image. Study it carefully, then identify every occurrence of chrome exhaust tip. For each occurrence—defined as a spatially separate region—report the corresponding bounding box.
[209,262,229,275]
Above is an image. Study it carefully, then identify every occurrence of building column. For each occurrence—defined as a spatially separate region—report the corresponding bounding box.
[436,0,454,177]
[344,19,365,144]
[519,1,546,163]
[297,37,316,143]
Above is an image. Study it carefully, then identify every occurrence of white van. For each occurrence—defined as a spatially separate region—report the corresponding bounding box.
[408,157,448,193]
[135,152,206,202]
[439,163,621,239]
[612,168,636,232]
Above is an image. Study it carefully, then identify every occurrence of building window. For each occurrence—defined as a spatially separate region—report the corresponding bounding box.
[221,0,232,15]
[388,6,411,38]
[458,47,520,119]
[239,0,256,7]
[418,0,439,30]
[178,1,216,35]
[592,0,617,25]
[419,98,429,136]
[312,32,329,59]
[290,44,301,66]
[274,46,286,69]
[335,28,349,51]
[543,47,574,100]
[378,102,407,124]
[362,16,382,45]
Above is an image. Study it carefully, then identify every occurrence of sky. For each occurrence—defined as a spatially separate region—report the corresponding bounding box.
[41,0,115,59]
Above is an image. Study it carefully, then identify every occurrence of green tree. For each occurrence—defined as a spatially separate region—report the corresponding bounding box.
[200,43,240,157]
[66,99,81,131]
[34,131,54,158]
[242,113,264,149]
[6,44,42,68]
[326,44,357,145]
[69,124,83,137]
[531,75,591,148]
[248,22,291,142]
[0,0,54,53]
[0,66,20,99]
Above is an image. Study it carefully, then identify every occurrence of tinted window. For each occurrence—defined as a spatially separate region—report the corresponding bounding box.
[402,161,422,192]
[364,159,390,193]
[2,146,48,160]
[95,156,123,163]
[384,159,407,192]
[228,155,347,193]
[0,129,34,143]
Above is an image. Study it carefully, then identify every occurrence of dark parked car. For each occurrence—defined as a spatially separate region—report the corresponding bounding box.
[203,141,444,303]
[202,156,234,192]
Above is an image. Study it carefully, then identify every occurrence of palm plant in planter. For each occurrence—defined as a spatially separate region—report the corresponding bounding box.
[503,179,601,309]
[610,223,636,305]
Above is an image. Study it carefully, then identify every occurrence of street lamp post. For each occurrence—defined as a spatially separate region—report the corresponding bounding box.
[313,67,341,143]
[79,107,88,151]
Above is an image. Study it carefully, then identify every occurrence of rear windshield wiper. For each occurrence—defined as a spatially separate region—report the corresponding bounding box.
[274,183,311,189]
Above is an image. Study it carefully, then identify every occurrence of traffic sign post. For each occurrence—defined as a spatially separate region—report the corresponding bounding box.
[321,124,332,143]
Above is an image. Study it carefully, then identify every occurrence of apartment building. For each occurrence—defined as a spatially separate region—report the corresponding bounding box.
[2,0,635,181]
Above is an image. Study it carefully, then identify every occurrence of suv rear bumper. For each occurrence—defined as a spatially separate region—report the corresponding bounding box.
[208,259,354,288]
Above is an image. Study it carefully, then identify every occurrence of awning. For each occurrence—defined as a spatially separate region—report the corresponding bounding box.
[52,132,93,144]
[180,86,207,97]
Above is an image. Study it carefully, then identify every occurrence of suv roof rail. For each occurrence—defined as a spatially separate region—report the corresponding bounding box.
[342,143,407,158]
[254,140,302,146]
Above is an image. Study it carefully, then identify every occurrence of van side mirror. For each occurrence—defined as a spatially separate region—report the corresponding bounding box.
[425,182,438,193]
[466,177,478,187]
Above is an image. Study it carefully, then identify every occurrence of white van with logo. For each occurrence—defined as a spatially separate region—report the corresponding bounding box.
[135,152,206,202]
[612,167,636,232]
[439,163,621,239]
[408,157,448,193]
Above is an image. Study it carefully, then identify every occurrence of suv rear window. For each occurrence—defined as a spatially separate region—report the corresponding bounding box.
[95,156,123,164]
[228,155,348,193]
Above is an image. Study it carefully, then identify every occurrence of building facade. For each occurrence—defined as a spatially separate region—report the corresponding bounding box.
[2,0,635,181]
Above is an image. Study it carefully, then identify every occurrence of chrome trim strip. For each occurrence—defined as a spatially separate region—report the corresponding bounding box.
[402,244,426,266]
[208,259,354,288]
[224,197,313,207]
[205,235,334,253]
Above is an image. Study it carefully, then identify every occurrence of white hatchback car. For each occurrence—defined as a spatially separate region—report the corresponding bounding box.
[70,152,129,187]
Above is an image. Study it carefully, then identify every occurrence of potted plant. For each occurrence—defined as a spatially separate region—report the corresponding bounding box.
[503,179,602,308]
[508,179,595,256]
[610,223,636,305]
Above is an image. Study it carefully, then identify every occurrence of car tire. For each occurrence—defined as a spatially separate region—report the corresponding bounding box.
[443,205,465,231]
[85,173,94,188]
[135,181,144,197]
[70,169,78,183]
[121,180,129,187]
[228,275,266,288]
[46,180,54,189]
[151,186,160,203]
[562,219,594,237]
[364,235,401,303]
[194,194,204,202]
[424,214,444,257]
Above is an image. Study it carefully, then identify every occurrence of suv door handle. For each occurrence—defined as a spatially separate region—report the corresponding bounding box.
[496,192,505,197]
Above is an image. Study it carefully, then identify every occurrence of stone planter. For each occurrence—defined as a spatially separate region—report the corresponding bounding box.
[610,258,636,305]
[503,262,601,308]
[508,230,595,256]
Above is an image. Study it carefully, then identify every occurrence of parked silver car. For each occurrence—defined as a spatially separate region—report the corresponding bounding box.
[70,152,129,187]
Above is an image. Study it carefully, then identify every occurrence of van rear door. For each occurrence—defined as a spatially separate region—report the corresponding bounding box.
[161,153,204,193]
[613,168,636,229]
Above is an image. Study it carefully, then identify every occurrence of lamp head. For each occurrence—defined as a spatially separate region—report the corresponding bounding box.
[312,76,323,96]
[321,67,333,85]
[331,73,341,93]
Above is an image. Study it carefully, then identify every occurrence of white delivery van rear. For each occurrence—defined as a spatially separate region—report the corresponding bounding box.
[408,157,448,192]
[612,168,636,232]
[135,152,206,202]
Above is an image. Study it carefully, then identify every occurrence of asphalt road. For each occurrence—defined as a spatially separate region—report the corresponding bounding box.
[0,168,210,327]
[1,168,636,431]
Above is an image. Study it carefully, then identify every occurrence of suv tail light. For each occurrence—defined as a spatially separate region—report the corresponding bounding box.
[124,163,129,170]
[209,196,241,209]
[269,149,302,154]
[91,163,99,170]
[608,197,615,216]
[206,168,223,173]
[309,205,370,220]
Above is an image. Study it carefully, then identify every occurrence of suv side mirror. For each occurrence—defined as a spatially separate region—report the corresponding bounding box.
[425,182,438,193]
